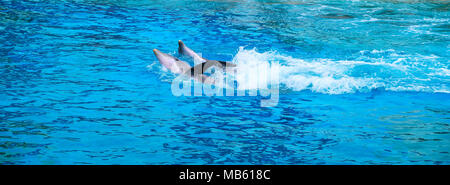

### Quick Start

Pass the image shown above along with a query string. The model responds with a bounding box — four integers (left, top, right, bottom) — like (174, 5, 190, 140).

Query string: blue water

(0, 0, 449, 164)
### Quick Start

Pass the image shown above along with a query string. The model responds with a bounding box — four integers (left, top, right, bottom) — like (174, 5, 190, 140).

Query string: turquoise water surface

(0, 0, 449, 164)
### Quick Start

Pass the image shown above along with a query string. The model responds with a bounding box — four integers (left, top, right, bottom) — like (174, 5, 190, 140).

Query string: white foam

(228, 47, 450, 94)
(429, 68, 450, 77)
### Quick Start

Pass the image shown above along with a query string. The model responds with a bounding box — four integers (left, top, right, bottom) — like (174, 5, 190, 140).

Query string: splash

(230, 47, 449, 94)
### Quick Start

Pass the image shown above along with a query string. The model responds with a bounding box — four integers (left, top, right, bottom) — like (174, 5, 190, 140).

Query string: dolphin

(153, 41, 236, 84)
(178, 40, 236, 68)
(153, 49, 190, 74)
(178, 40, 206, 63)
(153, 48, 214, 84)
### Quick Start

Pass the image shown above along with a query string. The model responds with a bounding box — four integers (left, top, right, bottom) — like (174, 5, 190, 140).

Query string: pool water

(0, 0, 449, 164)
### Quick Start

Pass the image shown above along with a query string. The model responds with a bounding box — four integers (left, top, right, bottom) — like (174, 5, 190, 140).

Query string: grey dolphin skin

(153, 49, 191, 74)
(153, 41, 236, 83)
(178, 40, 206, 63)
